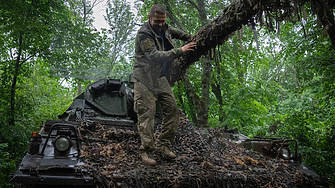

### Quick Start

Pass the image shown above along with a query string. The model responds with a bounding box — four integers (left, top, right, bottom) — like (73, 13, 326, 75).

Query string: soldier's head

(148, 4, 166, 32)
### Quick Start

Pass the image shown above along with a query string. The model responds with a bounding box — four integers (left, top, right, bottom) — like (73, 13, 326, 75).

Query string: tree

(139, 0, 229, 127)
(100, 0, 136, 78)
(0, 1, 75, 186)
(168, 0, 335, 75)
(49, 0, 110, 94)
(182, 0, 212, 127)
(0, 0, 65, 126)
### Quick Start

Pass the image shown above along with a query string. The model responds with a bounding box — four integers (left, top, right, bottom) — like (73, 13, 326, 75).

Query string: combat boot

(139, 151, 156, 165)
(156, 145, 176, 159)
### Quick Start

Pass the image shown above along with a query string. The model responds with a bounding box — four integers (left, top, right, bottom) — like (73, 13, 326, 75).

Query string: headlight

(280, 148, 291, 159)
(55, 136, 71, 152)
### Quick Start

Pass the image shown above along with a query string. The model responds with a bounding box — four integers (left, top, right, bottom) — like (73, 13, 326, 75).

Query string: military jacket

(133, 21, 191, 90)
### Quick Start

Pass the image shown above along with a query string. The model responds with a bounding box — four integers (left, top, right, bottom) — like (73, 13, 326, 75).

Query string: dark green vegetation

(1, 0, 334, 187)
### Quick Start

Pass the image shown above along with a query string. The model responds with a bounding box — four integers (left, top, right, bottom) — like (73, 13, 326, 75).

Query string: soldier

(133, 4, 196, 165)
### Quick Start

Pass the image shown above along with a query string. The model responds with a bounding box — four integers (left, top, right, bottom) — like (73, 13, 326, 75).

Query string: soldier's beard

(152, 25, 162, 32)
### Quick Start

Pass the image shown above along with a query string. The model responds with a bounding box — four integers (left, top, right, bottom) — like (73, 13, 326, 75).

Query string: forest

(0, 0, 334, 187)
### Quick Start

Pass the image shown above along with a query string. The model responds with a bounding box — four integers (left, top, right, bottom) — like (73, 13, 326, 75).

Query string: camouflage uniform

(133, 21, 191, 152)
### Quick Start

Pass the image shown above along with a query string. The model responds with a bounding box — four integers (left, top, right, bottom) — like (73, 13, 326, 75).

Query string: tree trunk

(164, 0, 211, 127)
(211, 49, 226, 123)
(182, 58, 211, 127)
(163, 0, 184, 31)
(211, 83, 224, 122)
(170, 0, 318, 83)
(311, 0, 335, 50)
(177, 81, 185, 110)
(10, 35, 23, 126)
(199, 57, 211, 127)
(166, 0, 334, 127)
(183, 73, 198, 126)
(188, 0, 211, 127)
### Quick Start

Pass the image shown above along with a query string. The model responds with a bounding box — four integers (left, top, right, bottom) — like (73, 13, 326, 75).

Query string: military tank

(10, 78, 139, 187)
(10, 77, 324, 188)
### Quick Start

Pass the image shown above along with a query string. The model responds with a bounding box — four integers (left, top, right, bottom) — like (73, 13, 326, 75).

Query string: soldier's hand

(181, 42, 197, 52)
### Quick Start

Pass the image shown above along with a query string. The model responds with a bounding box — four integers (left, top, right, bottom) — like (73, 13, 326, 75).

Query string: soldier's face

(149, 13, 166, 32)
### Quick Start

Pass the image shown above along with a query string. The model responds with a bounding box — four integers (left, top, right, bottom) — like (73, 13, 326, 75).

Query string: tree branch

(20, 53, 36, 66)
(164, 0, 185, 31)
(169, 0, 313, 84)
(10, 48, 14, 60)
(185, 0, 200, 13)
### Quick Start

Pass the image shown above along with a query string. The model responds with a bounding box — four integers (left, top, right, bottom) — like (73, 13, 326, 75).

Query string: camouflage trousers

(134, 77, 179, 152)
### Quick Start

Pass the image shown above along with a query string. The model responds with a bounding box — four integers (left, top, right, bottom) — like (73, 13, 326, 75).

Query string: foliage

(101, 0, 137, 79)
(0, 0, 334, 186)
(136, 1, 335, 183)
(49, 0, 137, 91)
(49, 0, 110, 82)
(0, 60, 73, 187)
(0, 0, 78, 186)
(277, 105, 335, 184)
(0, 143, 16, 188)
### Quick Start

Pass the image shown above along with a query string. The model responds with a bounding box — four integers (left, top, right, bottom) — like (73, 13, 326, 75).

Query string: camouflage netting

(169, 0, 312, 84)
(77, 111, 327, 188)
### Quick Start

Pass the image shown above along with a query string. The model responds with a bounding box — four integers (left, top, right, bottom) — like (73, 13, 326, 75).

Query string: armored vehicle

(10, 78, 137, 187)
(10, 77, 307, 187)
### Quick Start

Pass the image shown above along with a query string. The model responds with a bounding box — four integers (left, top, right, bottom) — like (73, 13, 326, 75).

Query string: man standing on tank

(133, 4, 196, 165)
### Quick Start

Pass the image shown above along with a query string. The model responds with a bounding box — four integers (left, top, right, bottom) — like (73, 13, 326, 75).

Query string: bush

(277, 109, 335, 185)
(0, 143, 16, 188)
